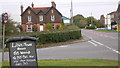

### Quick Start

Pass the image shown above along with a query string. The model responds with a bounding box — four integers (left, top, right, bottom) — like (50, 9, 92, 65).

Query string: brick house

(20, 1, 63, 32)
(107, 11, 118, 23)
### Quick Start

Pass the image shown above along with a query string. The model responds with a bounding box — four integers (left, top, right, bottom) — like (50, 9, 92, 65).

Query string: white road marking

(59, 46, 68, 48)
(90, 40, 120, 54)
(88, 41, 98, 46)
(39, 45, 68, 50)
(91, 40, 103, 45)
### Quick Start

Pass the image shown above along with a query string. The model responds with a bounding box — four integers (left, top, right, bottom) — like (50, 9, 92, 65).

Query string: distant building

(106, 15, 112, 29)
(107, 11, 118, 23)
(62, 16, 70, 24)
(106, 11, 118, 29)
(100, 15, 105, 27)
(20, 1, 63, 32)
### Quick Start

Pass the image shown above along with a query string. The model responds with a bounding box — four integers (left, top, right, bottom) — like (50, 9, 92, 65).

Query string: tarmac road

(1, 29, 119, 61)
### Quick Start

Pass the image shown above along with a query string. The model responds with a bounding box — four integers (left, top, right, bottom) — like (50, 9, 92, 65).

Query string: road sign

(3, 12, 8, 24)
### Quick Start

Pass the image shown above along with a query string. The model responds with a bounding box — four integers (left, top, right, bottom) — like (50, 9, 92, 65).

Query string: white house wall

(106, 15, 111, 30)
(64, 20, 70, 24)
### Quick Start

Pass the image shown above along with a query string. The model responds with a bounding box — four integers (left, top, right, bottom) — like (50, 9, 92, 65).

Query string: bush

(56, 25, 60, 29)
(5, 24, 81, 47)
(46, 23, 53, 31)
(36, 30, 81, 44)
(6, 29, 81, 46)
(32, 25, 38, 32)
(117, 25, 120, 32)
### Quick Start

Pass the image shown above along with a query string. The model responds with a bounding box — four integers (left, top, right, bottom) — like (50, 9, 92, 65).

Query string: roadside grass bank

(1, 59, 118, 67)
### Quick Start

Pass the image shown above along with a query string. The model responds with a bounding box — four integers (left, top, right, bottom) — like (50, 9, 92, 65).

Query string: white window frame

(27, 24, 32, 30)
(39, 15, 43, 22)
(51, 10, 54, 13)
(51, 15, 55, 21)
(28, 16, 31, 22)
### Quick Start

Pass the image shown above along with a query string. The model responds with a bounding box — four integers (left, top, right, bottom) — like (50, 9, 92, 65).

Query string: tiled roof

(32, 7, 50, 13)
(21, 6, 62, 16)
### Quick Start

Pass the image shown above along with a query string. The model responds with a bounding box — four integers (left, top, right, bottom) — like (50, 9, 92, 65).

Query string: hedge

(6, 29, 81, 45)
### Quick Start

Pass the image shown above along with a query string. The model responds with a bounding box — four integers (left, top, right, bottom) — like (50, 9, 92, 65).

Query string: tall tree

(73, 14, 84, 26)
(5, 20, 18, 36)
(79, 18, 87, 28)
(4, 15, 18, 36)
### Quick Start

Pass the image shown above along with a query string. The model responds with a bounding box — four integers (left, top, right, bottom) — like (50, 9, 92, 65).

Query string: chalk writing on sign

(9, 41, 37, 66)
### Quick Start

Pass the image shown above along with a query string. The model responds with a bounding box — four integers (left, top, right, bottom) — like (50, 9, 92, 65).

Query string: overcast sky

(0, 0, 119, 22)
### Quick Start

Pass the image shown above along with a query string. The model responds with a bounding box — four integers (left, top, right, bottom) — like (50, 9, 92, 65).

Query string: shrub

(56, 25, 60, 29)
(46, 23, 53, 31)
(35, 30, 81, 44)
(6, 29, 81, 45)
(5, 25, 81, 47)
(117, 25, 120, 32)
(59, 23, 64, 30)
(32, 25, 38, 32)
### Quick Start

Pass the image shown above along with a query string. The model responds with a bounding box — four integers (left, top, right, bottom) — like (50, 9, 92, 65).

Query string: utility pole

(70, 0, 73, 24)
(91, 12, 93, 26)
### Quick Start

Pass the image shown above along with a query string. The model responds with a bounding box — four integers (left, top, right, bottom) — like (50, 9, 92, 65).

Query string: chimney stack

(31, 2, 34, 8)
(20, 5, 23, 14)
(51, 1, 56, 8)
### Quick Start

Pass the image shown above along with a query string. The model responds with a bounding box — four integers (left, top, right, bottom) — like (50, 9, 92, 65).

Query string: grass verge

(1, 59, 118, 66)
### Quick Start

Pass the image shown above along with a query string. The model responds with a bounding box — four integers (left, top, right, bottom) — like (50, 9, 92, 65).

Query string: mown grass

(1, 59, 118, 67)
(38, 59, 118, 66)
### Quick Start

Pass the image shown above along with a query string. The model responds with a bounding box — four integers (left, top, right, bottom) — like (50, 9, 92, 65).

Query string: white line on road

(91, 40, 103, 45)
(58, 46, 68, 48)
(89, 40, 120, 54)
(88, 41, 98, 46)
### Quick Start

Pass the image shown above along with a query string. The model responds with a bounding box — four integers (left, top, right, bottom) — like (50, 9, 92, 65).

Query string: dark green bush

(35, 30, 81, 45)
(6, 29, 81, 46)
(5, 24, 81, 47)
(32, 25, 38, 32)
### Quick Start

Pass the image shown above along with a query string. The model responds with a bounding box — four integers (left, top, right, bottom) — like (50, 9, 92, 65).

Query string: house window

(39, 15, 43, 21)
(51, 15, 55, 21)
(28, 16, 31, 22)
(27, 24, 32, 30)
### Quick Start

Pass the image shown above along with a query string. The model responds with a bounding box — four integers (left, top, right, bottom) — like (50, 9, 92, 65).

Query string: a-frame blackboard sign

(6, 37, 38, 68)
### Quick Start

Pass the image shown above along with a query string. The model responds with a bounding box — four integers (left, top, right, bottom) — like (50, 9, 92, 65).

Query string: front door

(40, 24, 43, 32)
